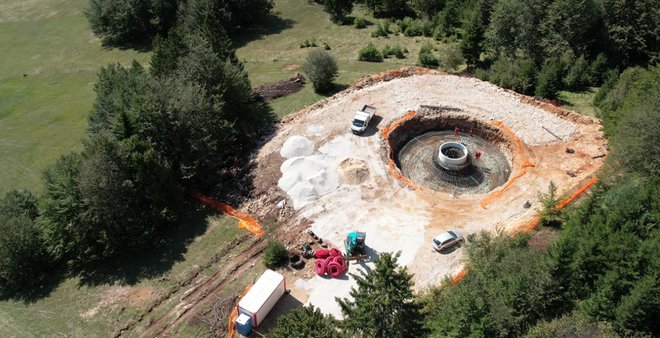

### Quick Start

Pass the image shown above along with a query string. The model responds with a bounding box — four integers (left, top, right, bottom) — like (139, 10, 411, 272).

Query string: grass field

(0, 0, 149, 194)
(0, 210, 248, 337)
(558, 87, 599, 117)
(236, 1, 437, 118)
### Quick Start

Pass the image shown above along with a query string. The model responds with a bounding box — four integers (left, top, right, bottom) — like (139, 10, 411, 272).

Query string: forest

(0, 0, 657, 336)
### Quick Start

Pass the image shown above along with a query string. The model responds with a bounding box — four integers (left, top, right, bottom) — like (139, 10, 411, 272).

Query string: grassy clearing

(0, 211, 246, 337)
(236, 0, 436, 118)
(0, 0, 149, 194)
(558, 87, 599, 117)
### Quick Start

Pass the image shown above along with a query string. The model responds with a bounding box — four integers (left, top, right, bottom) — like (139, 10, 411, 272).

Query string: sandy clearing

(248, 69, 606, 317)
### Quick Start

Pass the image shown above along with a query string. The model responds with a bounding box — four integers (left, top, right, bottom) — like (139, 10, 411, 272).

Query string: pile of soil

(254, 73, 305, 101)
(337, 158, 369, 185)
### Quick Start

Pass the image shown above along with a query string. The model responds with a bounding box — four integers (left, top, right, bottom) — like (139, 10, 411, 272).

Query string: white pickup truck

(350, 105, 377, 134)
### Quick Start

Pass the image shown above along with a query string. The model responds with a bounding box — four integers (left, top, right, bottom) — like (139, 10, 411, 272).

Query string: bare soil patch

(245, 67, 606, 317)
(254, 72, 305, 101)
(282, 64, 300, 71)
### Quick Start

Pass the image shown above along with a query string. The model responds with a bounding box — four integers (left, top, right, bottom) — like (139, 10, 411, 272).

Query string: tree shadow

(232, 13, 295, 49)
(99, 37, 154, 53)
(73, 207, 213, 287)
(256, 293, 304, 333)
(0, 267, 66, 303)
(316, 82, 350, 97)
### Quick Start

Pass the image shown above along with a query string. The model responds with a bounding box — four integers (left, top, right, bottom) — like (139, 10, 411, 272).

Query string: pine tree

(268, 305, 342, 338)
(337, 252, 427, 338)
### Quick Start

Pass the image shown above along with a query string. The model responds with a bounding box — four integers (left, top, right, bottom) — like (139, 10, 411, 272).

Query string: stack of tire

(314, 248, 347, 278)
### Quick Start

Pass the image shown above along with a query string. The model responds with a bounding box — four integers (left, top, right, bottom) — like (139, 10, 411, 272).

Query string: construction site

(239, 67, 607, 322)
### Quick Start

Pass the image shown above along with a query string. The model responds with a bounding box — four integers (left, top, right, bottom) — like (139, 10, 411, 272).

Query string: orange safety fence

(227, 284, 253, 338)
(554, 177, 599, 210)
(191, 190, 265, 238)
(519, 177, 600, 233)
(381, 111, 423, 190)
(445, 176, 599, 288)
(480, 120, 536, 209)
(450, 268, 468, 285)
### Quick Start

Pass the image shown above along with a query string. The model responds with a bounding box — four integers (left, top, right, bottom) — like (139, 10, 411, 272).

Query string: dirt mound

(337, 158, 369, 185)
(254, 73, 305, 101)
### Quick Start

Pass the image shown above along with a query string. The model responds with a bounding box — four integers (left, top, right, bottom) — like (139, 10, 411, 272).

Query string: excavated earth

(246, 67, 607, 318)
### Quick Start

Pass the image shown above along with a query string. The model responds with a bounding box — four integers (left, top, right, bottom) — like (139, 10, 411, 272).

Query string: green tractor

(344, 231, 367, 259)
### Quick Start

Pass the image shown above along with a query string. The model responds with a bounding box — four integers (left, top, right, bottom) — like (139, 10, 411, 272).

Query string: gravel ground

(250, 69, 607, 318)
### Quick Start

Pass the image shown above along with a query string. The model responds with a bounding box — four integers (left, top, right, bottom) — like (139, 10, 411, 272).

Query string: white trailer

(235, 269, 286, 336)
(350, 105, 377, 134)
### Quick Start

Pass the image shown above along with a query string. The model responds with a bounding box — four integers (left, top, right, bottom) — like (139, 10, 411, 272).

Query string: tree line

(267, 65, 659, 337)
(86, 0, 274, 45)
(0, 0, 274, 298)
(316, 0, 657, 98)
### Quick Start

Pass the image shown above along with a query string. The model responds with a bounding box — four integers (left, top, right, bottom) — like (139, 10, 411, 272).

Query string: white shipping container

(237, 269, 286, 327)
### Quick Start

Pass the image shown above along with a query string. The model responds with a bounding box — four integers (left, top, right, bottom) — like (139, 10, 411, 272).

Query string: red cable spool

(329, 248, 342, 257)
(332, 255, 347, 272)
(314, 259, 327, 276)
(327, 262, 343, 278)
(315, 249, 330, 259)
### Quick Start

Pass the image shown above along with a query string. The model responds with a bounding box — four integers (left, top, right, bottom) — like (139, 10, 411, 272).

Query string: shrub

(474, 67, 489, 81)
(593, 69, 619, 108)
(488, 55, 537, 95)
(323, 42, 331, 50)
(371, 21, 390, 37)
(263, 241, 288, 269)
(382, 44, 405, 59)
(391, 44, 406, 59)
(538, 182, 561, 227)
(396, 17, 412, 34)
(0, 215, 52, 297)
(402, 18, 424, 37)
(418, 43, 439, 68)
(354, 16, 367, 29)
(358, 43, 384, 62)
(300, 39, 318, 48)
(382, 45, 392, 58)
(439, 43, 464, 71)
(302, 49, 339, 93)
(536, 58, 565, 99)
(563, 55, 590, 90)
(588, 53, 608, 86)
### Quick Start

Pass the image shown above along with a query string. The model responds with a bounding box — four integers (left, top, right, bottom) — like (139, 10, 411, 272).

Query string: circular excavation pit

(389, 108, 512, 195)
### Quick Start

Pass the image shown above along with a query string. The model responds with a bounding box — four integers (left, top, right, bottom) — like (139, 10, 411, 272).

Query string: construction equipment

(344, 231, 367, 259)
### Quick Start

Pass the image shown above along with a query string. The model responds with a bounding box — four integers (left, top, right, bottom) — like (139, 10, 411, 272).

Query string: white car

(432, 230, 463, 251)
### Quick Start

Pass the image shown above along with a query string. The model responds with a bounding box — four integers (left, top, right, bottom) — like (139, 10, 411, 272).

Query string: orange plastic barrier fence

(191, 190, 265, 238)
(450, 268, 468, 285)
(381, 111, 423, 190)
(227, 284, 253, 338)
(444, 177, 599, 288)
(554, 177, 599, 210)
(519, 177, 600, 233)
(480, 120, 535, 209)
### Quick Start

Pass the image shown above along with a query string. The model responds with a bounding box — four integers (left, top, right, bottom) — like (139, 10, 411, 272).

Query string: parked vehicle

(235, 269, 286, 336)
(351, 105, 377, 134)
(432, 230, 463, 251)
